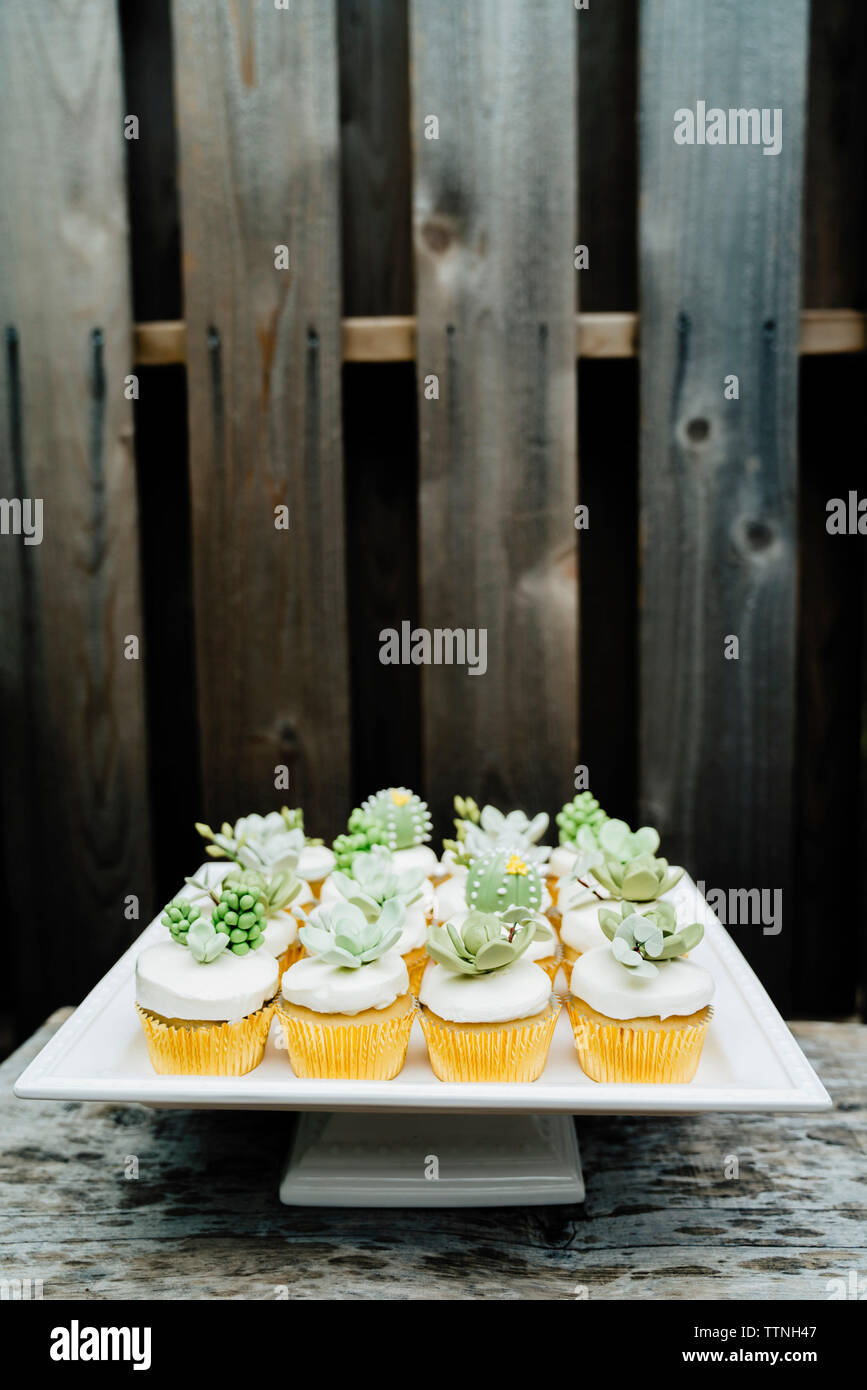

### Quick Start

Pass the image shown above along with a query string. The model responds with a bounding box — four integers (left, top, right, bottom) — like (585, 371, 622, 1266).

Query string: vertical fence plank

(638, 0, 809, 1007)
(172, 0, 350, 838)
(410, 0, 578, 830)
(0, 0, 152, 1034)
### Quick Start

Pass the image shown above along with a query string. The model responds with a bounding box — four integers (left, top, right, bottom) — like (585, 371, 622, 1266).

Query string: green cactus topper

(299, 898, 405, 969)
(465, 848, 544, 914)
(556, 791, 609, 847)
(161, 898, 203, 946)
(329, 849, 425, 922)
(210, 872, 271, 955)
(425, 908, 544, 976)
(592, 852, 683, 902)
(333, 787, 432, 869)
(598, 900, 703, 978)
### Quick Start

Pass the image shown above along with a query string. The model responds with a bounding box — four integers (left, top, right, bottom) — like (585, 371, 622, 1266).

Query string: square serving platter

(15, 870, 830, 1116)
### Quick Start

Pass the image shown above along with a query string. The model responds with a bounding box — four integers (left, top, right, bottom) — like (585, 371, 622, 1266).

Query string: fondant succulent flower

(596, 818, 660, 862)
(555, 791, 608, 847)
(465, 848, 545, 913)
(333, 788, 432, 869)
(195, 809, 305, 874)
(598, 900, 703, 977)
(185, 918, 231, 964)
(211, 874, 269, 955)
(329, 848, 425, 921)
(278, 806, 324, 846)
(426, 907, 543, 976)
(299, 897, 404, 968)
(232, 866, 305, 918)
(443, 797, 550, 867)
(161, 897, 202, 945)
(591, 852, 683, 902)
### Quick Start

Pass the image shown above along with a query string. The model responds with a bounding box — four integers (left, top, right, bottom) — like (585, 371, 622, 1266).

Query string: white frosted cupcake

(419, 910, 560, 1082)
(136, 914, 278, 1075)
(276, 898, 415, 1079)
(317, 848, 432, 992)
(567, 901, 712, 1083)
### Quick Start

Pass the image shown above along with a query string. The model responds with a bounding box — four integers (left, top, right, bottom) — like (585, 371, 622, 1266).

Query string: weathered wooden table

(1, 1012, 863, 1300)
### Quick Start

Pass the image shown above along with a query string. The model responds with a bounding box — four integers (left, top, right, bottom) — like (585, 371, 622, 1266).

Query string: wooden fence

(1, 0, 865, 1049)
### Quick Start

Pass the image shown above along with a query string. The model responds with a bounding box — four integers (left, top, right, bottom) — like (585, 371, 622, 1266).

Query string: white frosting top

(263, 912, 298, 956)
(559, 900, 609, 954)
(569, 946, 714, 1020)
(298, 844, 336, 882)
(548, 844, 579, 879)
(136, 940, 278, 1022)
(281, 952, 409, 1016)
(523, 928, 558, 963)
(419, 958, 551, 1024)
(396, 906, 427, 953)
(390, 844, 439, 877)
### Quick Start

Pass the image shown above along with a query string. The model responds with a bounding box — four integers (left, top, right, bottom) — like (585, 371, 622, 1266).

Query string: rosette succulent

(161, 897, 203, 945)
(598, 900, 703, 977)
(426, 907, 543, 976)
(591, 852, 683, 902)
(185, 918, 231, 964)
(329, 848, 425, 921)
(195, 808, 306, 874)
(210, 872, 270, 955)
(556, 791, 608, 847)
(596, 818, 660, 862)
(333, 787, 432, 869)
(443, 798, 550, 868)
(299, 898, 404, 968)
(465, 848, 544, 913)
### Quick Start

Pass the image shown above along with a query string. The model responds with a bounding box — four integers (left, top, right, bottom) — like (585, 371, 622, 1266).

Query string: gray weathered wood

(2, 1013, 863, 1298)
(0, 0, 152, 1037)
(638, 0, 809, 1010)
(172, 0, 350, 838)
(410, 0, 579, 832)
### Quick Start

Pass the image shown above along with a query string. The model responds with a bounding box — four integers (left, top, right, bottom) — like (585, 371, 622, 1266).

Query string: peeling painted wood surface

(2, 1014, 863, 1300)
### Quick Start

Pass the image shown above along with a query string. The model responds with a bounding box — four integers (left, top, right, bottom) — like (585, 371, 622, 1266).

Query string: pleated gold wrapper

(403, 946, 428, 994)
(276, 995, 416, 1079)
(566, 997, 712, 1083)
(136, 997, 277, 1076)
(275, 939, 304, 980)
(419, 1001, 560, 1083)
(532, 954, 560, 986)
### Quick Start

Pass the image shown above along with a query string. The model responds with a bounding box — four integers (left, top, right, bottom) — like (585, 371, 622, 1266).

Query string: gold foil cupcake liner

(275, 999, 416, 1080)
(419, 1002, 560, 1083)
(533, 954, 560, 986)
(275, 939, 304, 979)
(403, 945, 429, 995)
(566, 998, 713, 1083)
(136, 996, 277, 1076)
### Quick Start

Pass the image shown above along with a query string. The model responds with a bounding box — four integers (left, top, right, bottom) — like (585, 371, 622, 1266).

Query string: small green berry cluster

(161, 899, 202, 945)
(556, 792, 608, 847)
(211, 877, 268, 955)
(332, 808, 388, 871)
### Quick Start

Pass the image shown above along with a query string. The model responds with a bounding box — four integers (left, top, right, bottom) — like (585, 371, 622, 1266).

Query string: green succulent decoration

(299, 898, 404, 969)
(556, 791, 609, 847)
(443, 799, 550, 868)
(194, 809, 306, 873)
(465, 848, 544, 913)
(598, 900, 703, 977)
(329, 849, 425, 921)
(185, 918, 231, 965)
(596, 818, 660, 862)
(333, 787, 432, 869)
(591, 852, 683, 902)
(278, 806, 324, 846)
(426, 907, 543, 976)
(161, 897, 203, 945)
(441, 795, 482, 866)
(210, 873, 270, 955)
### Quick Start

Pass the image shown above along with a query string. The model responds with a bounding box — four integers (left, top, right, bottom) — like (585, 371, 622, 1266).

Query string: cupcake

(195, 806, 331, 899)
(419, 909, 560, 1082)
(136, 911, 278, 1075)
(566, 901, 712, 1083)
(550, 791, 609, 881)
(277, 898, 415, 1080)
(557, 821, 680, 966)
(333, 787, 439, 878)
(319, 847, 432, 992)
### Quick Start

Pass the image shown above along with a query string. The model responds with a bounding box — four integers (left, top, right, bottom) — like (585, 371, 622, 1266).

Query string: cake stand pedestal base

(278, 1111, 584, 1206)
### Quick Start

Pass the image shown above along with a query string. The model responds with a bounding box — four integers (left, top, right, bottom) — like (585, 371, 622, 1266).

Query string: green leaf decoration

(329, 848, 425, 918)
(425, 908, 547, 976)
(446, 798, 550, 868)
(160, 897, 202, 946)
(597, 818, 660, 862)
(185, 918, 231, 964)
(298, 897, 404, 969)
(195, 811, 305, 874)
(598, 899, 703, 975)
(591, 850, 684, 902)
(210, 871, 271, 955)
(555, 791, 608, 848)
